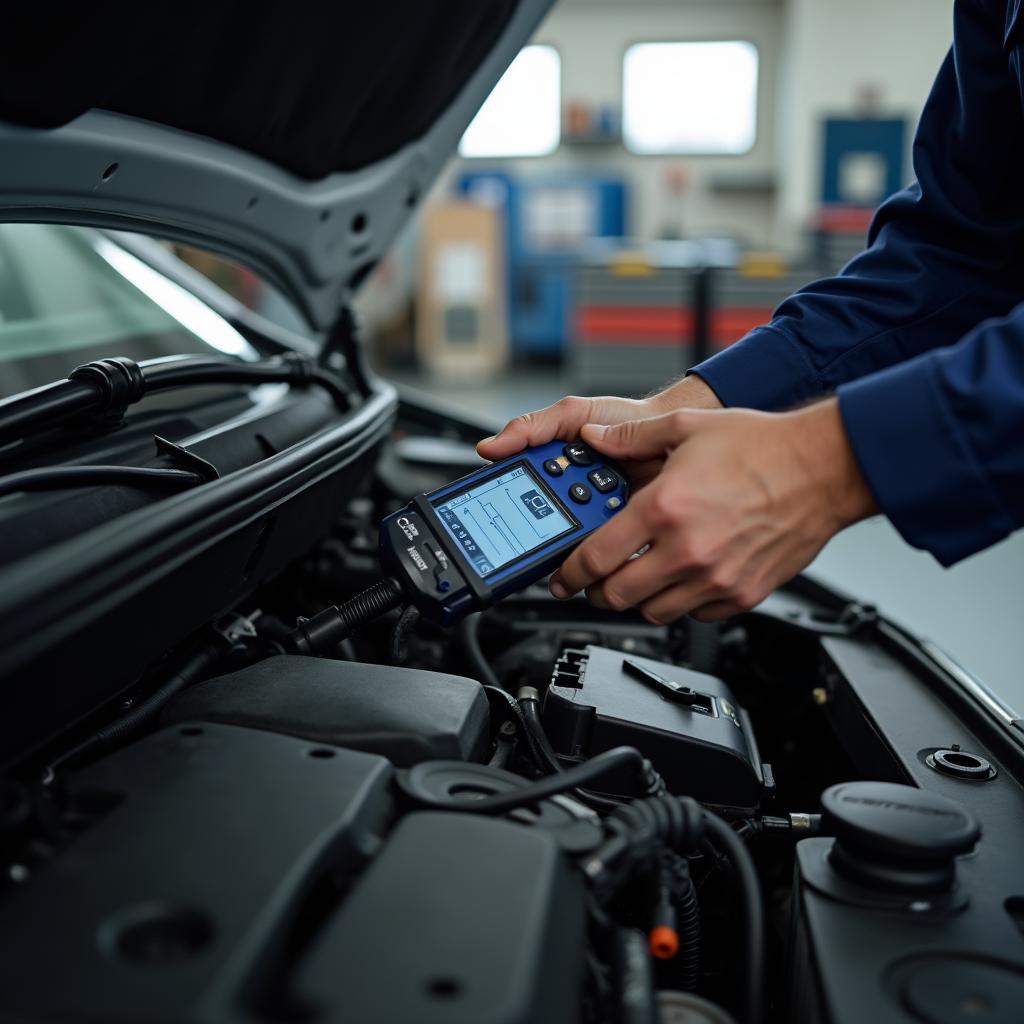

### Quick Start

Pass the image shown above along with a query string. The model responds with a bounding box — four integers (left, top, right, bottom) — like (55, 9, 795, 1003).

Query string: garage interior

(354, 0, 1021, 708)
(2, 4, 1024, 1023)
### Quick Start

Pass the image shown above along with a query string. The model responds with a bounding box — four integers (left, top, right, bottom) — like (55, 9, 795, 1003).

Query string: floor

(390, 366, 1024, 712)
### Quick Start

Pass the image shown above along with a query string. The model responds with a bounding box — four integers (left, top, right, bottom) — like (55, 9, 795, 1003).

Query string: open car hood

(0, 1, 553, 330)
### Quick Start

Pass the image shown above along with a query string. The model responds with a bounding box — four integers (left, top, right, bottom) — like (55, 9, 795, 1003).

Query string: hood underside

(0, 0, 554, 329)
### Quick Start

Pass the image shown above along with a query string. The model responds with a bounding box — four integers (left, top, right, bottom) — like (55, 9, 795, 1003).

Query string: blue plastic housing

(379, 439, 629, 624)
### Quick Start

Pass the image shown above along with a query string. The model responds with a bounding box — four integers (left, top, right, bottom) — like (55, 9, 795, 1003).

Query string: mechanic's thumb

(581, 410, 695, 460)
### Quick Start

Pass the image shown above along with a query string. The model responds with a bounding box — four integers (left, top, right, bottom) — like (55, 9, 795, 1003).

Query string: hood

(0, 1, 554, 329)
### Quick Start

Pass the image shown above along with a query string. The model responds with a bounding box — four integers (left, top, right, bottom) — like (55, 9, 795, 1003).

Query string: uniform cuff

(690, 325, 822, 411)
(838, 355, 1014, 566)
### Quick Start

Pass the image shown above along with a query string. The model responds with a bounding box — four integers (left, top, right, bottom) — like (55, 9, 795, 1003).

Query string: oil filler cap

(821, 781, 980, 895)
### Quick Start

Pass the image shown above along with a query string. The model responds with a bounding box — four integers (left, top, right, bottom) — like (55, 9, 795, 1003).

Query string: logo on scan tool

(520, 489, 554, 520)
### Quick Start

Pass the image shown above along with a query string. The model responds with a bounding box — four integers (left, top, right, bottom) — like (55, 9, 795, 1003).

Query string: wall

(459, 0, 784, 249)
(774, 0, 954, 248)
(447, 0, 955, 253)
(358, 0, 959, 339)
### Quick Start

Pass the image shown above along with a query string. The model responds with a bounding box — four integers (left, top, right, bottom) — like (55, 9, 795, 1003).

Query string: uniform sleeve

(693, 0, 1024, 413)
(838, 303, 1024, 565)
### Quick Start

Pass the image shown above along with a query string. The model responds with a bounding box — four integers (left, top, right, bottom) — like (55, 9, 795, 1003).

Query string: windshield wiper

(0, 465, 204, 499)
(0, 353, 351, 449)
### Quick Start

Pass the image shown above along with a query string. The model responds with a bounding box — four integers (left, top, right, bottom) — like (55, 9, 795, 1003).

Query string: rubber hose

(703, 813, 765, 1024)
(408, 745, 648, 815)
(459, 613, 501, 688)
(519, 692, 666, 811)
(613, 928, 659, 1024)
(484, 687, 549, 770)
(519, 697, 564, 775)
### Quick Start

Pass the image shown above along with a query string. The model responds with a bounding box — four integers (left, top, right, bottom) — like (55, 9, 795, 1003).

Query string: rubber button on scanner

(563, 443, 593, 467)
(587, 467, 618, 493)
(569, 482, 592, 504)
(543, 459, 564, 477)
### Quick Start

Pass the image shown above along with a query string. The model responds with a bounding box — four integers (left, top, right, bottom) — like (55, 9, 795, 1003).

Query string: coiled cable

(288, 578, 405, 656)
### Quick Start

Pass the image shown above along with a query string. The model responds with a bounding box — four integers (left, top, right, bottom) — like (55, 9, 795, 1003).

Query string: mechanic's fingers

(621, 457, 667, 491)
(581, 409, 701, 462)
(582, 545, 682, 612)
(477, 396, 594, 459)
(640, 576, 767, 624)
(637, 579, 717, 625)
(550, 506, 653, 598)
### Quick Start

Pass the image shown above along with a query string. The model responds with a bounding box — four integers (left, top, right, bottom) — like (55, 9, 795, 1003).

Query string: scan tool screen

(432, 463, 576, 577)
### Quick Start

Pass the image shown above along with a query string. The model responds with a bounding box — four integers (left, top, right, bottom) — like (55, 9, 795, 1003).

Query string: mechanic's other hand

(476, 375, 722, 489)
(548, 398, 877, 623)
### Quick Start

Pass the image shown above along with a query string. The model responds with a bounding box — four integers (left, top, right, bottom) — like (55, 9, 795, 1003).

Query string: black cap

(822, 781, 980, 894)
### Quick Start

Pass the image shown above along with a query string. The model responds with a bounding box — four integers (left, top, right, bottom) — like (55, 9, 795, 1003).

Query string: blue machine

(457, 171, 627, 356)
(379, 439, 629, 625)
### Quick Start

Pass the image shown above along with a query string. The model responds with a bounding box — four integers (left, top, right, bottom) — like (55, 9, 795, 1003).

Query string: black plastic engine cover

(161, 655, 490, 766)
(0, 722, 392, 1023)
(293, 811, 586, 1024)
(544, 645, 768, 808)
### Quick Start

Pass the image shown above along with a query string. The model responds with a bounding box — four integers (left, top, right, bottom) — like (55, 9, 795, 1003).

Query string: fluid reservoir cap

(822, 781, 980, 894)
(823, 781, 979, 860)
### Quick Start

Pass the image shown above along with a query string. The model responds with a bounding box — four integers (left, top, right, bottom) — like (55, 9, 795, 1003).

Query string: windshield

(0, 224, 256, 399)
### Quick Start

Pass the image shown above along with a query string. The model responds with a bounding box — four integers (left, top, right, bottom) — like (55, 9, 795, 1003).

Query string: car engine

(0, 411, 1018, 1024)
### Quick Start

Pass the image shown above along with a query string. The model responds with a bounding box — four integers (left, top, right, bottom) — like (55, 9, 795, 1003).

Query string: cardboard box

(417, 202, 507, 380)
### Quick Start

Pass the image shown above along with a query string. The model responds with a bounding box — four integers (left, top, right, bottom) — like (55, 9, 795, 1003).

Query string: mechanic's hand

(548, 398, 877, 623)
(477, 375, 722, 489)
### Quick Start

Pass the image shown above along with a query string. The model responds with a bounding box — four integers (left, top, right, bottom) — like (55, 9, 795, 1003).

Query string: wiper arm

(0, 353, 351, 449)
(0, 465, 204, 499)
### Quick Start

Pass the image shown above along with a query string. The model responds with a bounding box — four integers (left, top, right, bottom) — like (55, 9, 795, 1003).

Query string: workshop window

(623, 41, 758, 155)
(460, 45, 561, 158)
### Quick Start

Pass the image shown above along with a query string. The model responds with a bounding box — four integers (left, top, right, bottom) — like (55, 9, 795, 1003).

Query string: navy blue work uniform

(693, 0, 1024, 567)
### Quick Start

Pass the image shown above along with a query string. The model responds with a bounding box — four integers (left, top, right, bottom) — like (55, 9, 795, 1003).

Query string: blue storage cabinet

(821, 117, 906, 207)
(456, 171, 627, 357)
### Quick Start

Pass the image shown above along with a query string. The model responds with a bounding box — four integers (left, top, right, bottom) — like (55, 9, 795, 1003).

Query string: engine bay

(1, 409, 1023, 1024)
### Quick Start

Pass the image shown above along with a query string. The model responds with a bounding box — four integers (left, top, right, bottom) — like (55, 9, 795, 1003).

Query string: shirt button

(569, 482, 592, 503)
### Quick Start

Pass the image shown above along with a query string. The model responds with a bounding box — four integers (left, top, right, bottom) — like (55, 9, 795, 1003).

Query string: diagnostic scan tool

(380, 440, 629, 625)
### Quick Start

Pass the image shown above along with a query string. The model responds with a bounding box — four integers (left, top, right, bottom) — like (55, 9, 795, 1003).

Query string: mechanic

(478, 0, 1024, 626)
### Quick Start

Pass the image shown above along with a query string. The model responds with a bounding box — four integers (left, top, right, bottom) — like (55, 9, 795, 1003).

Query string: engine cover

(294, 811, 585, 1024)
(0, 723, 586, 1024)
(161, 655, 490, 767)
(0, 723, 393, 1022)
